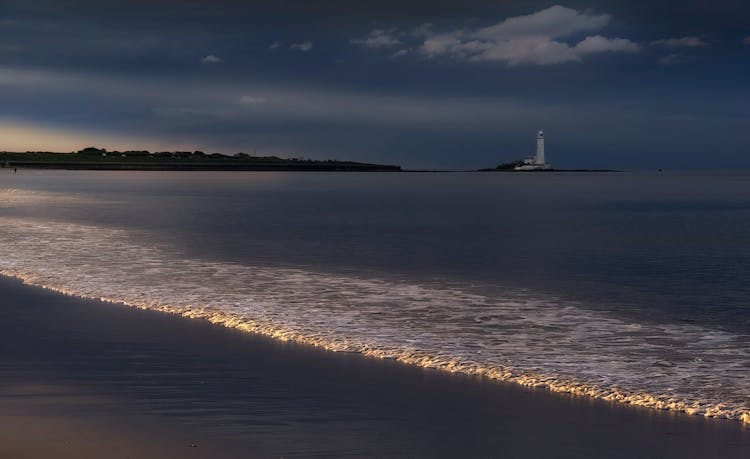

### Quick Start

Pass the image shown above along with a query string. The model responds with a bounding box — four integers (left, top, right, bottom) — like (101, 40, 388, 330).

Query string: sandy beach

(0, 275, 748, 458)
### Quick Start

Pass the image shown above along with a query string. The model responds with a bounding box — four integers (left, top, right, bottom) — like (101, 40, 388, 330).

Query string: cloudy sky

(1, 0, 749, 169)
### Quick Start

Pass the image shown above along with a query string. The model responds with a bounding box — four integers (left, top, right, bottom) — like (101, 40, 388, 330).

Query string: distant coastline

(0, 148, 402, 172)
(0, 148, 618, 173)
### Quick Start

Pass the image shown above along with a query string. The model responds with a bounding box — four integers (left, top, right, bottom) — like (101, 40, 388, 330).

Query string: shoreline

(4, 267, 744, 425)
(2, 275, 749, 457)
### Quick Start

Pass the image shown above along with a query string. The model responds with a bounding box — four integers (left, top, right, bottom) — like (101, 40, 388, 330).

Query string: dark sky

(1, 0, 748, 168)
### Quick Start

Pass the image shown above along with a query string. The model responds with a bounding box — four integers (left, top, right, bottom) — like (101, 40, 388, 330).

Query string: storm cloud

(0, 0, 749, 168)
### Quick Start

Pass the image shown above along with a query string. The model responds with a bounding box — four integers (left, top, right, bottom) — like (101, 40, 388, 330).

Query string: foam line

(1, 213, 749, 424)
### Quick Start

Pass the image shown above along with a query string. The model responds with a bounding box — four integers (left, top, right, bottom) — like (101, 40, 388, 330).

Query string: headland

(0, 148, 402, 172)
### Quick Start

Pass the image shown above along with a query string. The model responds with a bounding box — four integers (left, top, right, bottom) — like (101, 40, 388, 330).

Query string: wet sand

(1, 275, 748, 458)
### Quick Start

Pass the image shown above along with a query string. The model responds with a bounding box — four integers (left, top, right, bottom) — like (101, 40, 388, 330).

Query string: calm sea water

(2, 170, 750, 421)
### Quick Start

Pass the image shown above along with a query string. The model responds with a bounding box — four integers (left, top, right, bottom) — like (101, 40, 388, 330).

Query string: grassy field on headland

(0, 147, 402, 171)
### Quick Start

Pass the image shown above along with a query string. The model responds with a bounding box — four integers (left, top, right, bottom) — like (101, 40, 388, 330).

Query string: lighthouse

(535, 130, 545, 165)
(514, 130, 552, 170)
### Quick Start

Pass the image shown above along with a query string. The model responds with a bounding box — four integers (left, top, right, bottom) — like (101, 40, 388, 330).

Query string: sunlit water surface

(1, 170, 749, 422)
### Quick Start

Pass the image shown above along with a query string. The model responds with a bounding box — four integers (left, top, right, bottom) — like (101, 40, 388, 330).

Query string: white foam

(1, 213, 749, 423)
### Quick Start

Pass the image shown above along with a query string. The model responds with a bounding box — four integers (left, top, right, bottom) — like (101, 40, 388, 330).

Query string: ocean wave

(1, 215, 749, 424)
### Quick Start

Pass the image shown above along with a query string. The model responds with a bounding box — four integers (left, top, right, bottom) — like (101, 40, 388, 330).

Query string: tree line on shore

(1, 147, 352, 164)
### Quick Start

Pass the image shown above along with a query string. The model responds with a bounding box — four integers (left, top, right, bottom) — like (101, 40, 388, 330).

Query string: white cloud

(743, 37, 750, 45)
(652, 36, 708, 48)
(468, 37, 581, 65)
(474, 5, 611, 41)
(574, 35, 640, 55)
(413, 5, 639, 66)
(269, 41, 282, 50)
(200, 54, 223, 64)
(351, 29, 401, 48)
(420, 32, 463, 57)
(289, 41, 313, 52)
(391, 49, 409, 58)
(239, 95, 267, 105)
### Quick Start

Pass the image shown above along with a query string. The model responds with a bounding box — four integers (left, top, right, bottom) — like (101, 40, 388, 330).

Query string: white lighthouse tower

(515, 130, 551, 170)
(535, 130, 545, 165)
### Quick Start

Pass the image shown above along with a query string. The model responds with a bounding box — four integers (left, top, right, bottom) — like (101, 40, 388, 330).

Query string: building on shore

(514, 130, 551, 171)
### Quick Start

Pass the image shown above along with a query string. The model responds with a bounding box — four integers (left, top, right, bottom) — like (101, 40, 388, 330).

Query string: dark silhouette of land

(0, 147, 401, 171)
(478, 161, 619, 172)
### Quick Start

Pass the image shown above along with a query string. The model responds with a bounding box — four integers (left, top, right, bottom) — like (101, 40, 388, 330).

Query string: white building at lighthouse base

(514, 130, 551, 170)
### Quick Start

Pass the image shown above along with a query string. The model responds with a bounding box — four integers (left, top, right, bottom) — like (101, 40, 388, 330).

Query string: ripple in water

(1, 211, 749, 423)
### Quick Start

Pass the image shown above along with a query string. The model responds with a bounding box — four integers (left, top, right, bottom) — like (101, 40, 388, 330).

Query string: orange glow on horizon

(0, 119, 193, 153)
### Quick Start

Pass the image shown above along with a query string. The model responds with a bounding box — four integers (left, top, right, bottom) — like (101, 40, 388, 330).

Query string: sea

(2, 170, 749, 423)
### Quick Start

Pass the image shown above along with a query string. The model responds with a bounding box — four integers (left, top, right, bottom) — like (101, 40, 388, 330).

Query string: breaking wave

(1, 203, 749, 423)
